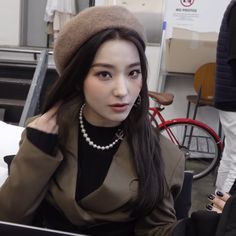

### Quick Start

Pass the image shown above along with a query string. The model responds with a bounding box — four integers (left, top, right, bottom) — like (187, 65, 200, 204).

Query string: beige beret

(53, 5, 146, 75)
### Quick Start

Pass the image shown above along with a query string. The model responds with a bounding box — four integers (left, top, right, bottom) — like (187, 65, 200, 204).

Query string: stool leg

(192, 103, 199, 120)
(186, 101, 191, 118)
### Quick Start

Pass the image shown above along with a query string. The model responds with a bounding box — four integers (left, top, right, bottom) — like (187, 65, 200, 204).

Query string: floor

(190, 170, 216, 214)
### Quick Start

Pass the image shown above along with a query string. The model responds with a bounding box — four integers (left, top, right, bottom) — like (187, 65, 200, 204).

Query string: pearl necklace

(79, 104, 124, 150)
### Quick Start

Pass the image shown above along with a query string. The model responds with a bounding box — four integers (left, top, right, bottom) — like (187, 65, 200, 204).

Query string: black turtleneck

(76, 117, 123, 201)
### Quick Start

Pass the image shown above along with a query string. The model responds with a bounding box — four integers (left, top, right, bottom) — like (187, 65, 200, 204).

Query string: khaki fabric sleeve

(0, 130, 63, 224)
(134, 140, 185, 236)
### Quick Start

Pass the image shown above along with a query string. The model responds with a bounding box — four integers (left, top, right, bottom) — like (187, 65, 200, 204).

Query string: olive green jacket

(0, 99, 185, 236)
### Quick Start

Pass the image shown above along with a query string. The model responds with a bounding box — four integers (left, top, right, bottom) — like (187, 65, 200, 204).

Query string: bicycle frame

(149, 107, 224, 152)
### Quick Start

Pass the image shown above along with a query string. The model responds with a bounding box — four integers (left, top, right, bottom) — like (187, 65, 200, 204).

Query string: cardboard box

(165, 28, 218, 73)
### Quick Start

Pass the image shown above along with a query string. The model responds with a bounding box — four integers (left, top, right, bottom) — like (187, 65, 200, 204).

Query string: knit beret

(53, 5, 146, 75)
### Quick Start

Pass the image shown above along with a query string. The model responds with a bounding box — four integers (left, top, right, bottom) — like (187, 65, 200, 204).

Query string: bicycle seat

(148, 91, 174, 106)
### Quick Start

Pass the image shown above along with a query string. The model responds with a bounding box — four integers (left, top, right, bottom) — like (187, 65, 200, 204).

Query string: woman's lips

(109, 103, 129, 112)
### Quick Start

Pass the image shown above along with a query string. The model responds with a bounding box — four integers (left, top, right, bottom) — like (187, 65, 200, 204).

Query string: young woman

(0, 5, 184, 236)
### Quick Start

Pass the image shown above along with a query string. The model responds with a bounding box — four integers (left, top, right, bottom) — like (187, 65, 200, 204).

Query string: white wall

(0, 0, 21, 46)
(146, 45, 161, 91)
(95, 0, 106, 5)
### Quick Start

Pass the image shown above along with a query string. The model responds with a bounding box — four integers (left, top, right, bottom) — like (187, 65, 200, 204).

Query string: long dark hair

(42, 28, 165, 217)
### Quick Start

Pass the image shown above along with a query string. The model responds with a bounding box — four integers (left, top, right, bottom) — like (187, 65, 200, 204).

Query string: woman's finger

(208, 192, 231, 211)
(206, 203, 223, 213)
(216, 191, 230, 202)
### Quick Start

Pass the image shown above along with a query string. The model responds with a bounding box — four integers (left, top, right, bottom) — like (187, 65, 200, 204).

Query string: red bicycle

(148, 91, 224, 180)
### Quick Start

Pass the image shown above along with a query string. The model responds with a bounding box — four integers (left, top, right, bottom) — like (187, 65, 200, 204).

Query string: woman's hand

(27, 103, 61, 134)
(207, 191, 231, 213)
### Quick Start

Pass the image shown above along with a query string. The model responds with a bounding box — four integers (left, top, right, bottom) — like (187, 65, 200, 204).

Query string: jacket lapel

(79, 138, 138, 213)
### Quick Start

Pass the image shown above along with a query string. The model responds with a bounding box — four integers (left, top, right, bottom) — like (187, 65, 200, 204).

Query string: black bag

(215, 194, 236, 236)
(172, 210, 220, 236)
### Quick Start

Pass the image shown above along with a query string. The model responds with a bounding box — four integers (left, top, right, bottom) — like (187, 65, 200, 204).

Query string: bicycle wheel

(160, 121, 221, 180)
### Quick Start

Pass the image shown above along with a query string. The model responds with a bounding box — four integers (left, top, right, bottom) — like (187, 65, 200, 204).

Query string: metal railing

(0, 47, 53, 63)
(0, 47, 55, 126)
(0, 47, 53, 54)
(19, 49, 50, 126)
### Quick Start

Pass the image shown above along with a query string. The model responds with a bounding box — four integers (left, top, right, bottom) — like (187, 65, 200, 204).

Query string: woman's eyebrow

(128, 62, 141, 68)
(91, 62, 141, 68)
(91, 63, 114, 68)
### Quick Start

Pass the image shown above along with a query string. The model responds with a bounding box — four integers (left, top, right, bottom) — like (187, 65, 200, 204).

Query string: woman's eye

(129, 70, 141, 79)
(96, 71, 112, 79)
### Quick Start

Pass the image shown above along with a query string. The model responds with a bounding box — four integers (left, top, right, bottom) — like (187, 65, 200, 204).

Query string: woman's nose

(113, 77, 128, 97)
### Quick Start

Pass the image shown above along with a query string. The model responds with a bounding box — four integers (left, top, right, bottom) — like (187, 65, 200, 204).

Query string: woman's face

(83, 39, 142, 127)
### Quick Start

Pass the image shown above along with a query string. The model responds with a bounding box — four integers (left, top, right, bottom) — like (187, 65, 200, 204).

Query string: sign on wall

(165, 0, 232, 38)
